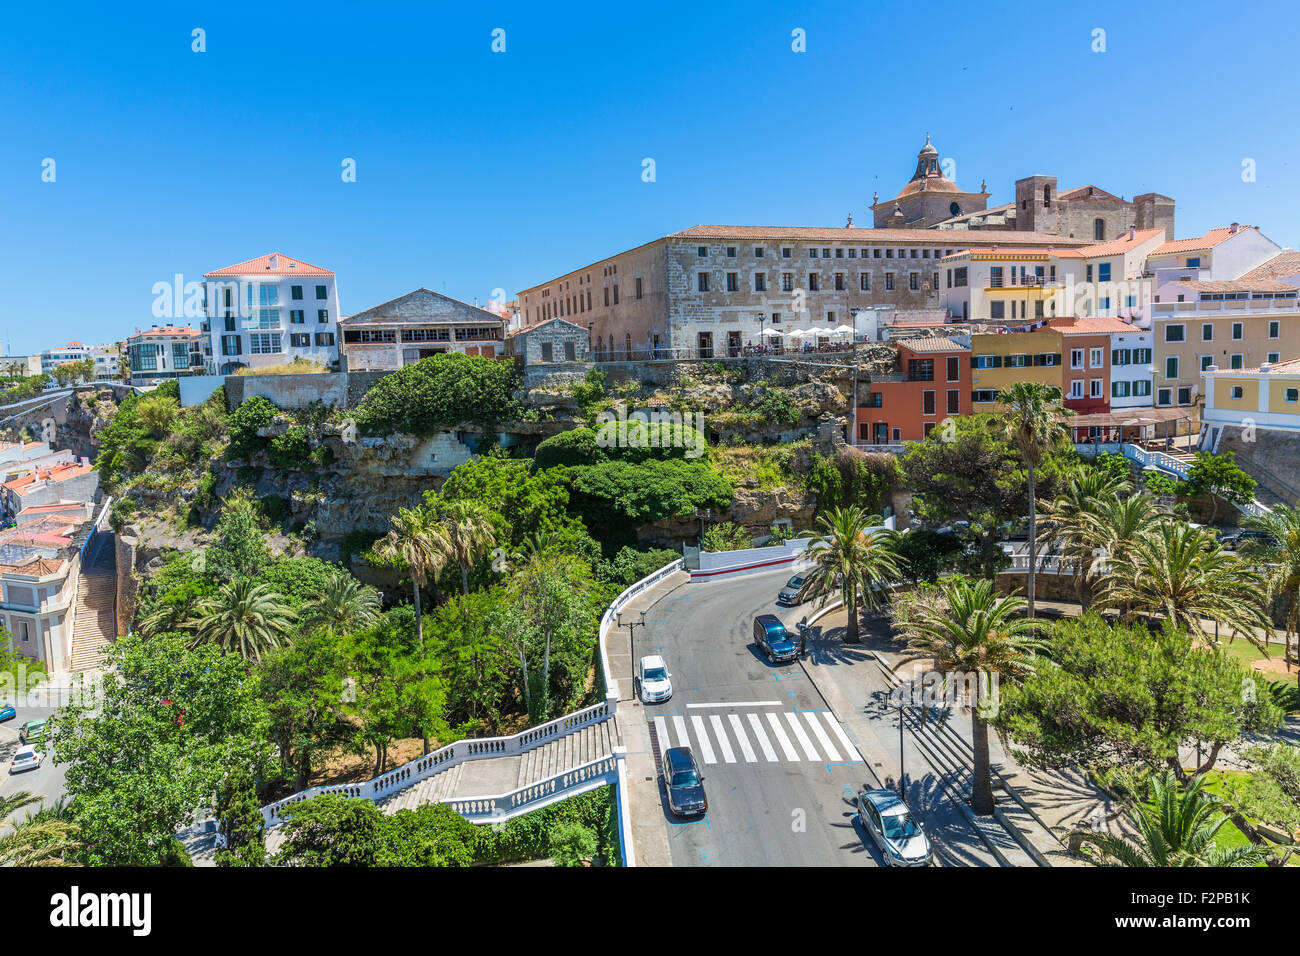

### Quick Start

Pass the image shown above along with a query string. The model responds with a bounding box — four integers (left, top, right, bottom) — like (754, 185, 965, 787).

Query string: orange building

(858, 337, 972, 444)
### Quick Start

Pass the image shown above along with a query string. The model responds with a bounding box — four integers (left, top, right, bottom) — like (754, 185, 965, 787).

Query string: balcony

(988, 275, 1060, 290)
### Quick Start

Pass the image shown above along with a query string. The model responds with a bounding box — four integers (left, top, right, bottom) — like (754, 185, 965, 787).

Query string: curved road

(631, 566, 887, 867)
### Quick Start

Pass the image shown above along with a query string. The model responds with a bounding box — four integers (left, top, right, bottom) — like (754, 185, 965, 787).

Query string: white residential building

(202, 253, 341, 374)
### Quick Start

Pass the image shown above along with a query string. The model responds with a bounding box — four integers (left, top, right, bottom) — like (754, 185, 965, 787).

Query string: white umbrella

(759, 328, 783, 338)
(787, 328, 814, 337)
(833, 325, 855, 335)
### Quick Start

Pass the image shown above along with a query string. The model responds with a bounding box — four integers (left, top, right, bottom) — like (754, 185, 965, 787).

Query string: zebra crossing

(653, 709, 861, 767)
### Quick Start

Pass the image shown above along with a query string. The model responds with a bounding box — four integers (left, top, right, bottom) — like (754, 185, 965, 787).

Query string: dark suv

(664, 747, 707, 817)
(753, 614, 798, 664)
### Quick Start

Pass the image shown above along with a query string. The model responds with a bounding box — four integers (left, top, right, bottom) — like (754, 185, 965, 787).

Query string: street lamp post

(897, 697, 907, 798)
(694, 507, 712, 548)
(616, 608, 647, 702)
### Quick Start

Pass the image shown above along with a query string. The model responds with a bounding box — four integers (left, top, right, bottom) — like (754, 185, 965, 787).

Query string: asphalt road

(634, 568, 887, 867)
(0, 697, 66, 818)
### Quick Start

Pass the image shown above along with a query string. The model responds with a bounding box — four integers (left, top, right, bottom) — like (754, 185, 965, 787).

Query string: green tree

(1043, 465, 1135, 609)
(549, 820, 598, 866)
(52, 634, 274, 866)
(135, 392, 180, 438)
(353, 353, 519, 437)
(206, 488, 272, 582)
(1075, 771, 1269, 867)
(271, 794, 385, 867)
(434, 498, 498, 595)
(260, 630, 352, 790)
(189, 579, 295, 663)
(213, 767, 267, 867)
(997, 381, 1071, 618)
(225, 396, 278, 461)
(997, 615, 1282, 780)
(1241, 504, 1300, 679)
(380, 803, 479, 866)
(1183, 451, 1257, 524)
(439, 456, 582, 551)
(300, 567, 382, 635)
(896, 578, 1043, 815)
(701, 521, 751, 552)
(802, 506, 900, 645)
(568, 458, 733, 546)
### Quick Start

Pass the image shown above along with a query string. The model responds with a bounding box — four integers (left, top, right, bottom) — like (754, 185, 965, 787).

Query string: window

(1270, 320, 1280, 339)
(908, 359, 934, 381)
(318, 310, 329, 323)
(809, 274, 820, 291)
(1164, 325, 1185, 343)
(1202, 323, 1213, 341)
(953, 267, 968, 288)
(863, 392, 883, 408)
(726, 247, 736, 257)
(1071, 349, 1084, 369)
(1201, 355, 1214, 371)
(541, 342, 554, 362)
(1186, 257, 1200, 268)
(1287, 388, 1299, 403)
(1165, 356, 1179, 379)
(1086, 264, 1093, 282)
(859, 273, 870, 292)
(1035, 353, 1060, 366)
(1112, 348, 1130, 365)
(613, 285, 619, 304)
(782, 273, 794, 292)
(1133, 380, 1151, 397)
(250, 333, 282, 355)
(1178, 387, 1192, 404)
(754, 273, 765, 292)
(726, 272, 738, 292)
(922, 390, 936, 416)
(809, 248, 818, 258)
(908, 273, 919, 291)
(1231, 386, 1244, 399)
(835, 248, 844, 259)
(1269, 353, 1281, 364)
(1157, 388, 1171, 406)
(973, 389, 997, 403)
(1133, 348, 1152, 363)
(1232, 322, 1243, 340)
(1098, 263, 1112, 283)
(1230, 354, 1244, 370)
(946, 356, 960, 382)
(782, 247, 792, 258)
(635, 277, 643, 299)
(835, 273, 845, 291)
(973, 355, 1001, 369)
(885, 273, 895, 291)
(290, 310, 305, 324)
(1090, 378, 1103, 398)
(947, 389, 960, 414)
(1069, 380, 1084, 399)
(754, 247, 764, 257)
(291, 285, 303, 300)
(1089, 348, 1103, 368)
(698, 246, 707, 257)
(221, 335, 241, 356)
(290, 333, 311, 347)
(698, 273, 709, 292)
(1094, 218, 1105, 241)
(989, 301, 1005, 320)
(315, 285, 327, 299)
(1111, 381, 1130, 398)
(315, 332, 335, 347)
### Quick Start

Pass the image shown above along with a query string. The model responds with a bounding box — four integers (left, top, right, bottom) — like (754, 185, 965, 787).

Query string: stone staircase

(70, 537, 115, 672)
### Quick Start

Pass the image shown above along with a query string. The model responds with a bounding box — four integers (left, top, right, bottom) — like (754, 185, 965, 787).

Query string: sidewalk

(602, 569, 690, 868)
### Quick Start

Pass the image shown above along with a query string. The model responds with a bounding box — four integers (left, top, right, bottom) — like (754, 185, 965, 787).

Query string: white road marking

(690, 715, 717, 764)
(685, 701, 782, 708)
(709, 714, 736, 763)
(784, 711, 821, 761)
(822, 711, 862, 762)
(728, 713, 757, 762)
(802, 710, 842, 762)
(747, 713, 778, 762)
(653, 717, 670, 760)
(765, 712, 801, 761)
(672, 715, 690, 749)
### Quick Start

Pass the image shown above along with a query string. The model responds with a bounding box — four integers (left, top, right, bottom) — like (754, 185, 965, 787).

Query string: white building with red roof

(201, 253, 341, 374)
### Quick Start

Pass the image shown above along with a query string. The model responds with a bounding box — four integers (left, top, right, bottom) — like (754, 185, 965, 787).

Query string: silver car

(857, 789, 932, 867)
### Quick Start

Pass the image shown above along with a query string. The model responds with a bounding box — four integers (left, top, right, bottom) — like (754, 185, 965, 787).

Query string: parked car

(9, 745, 43, 774)
(638, 655, 673, 704)
(856, 788, 932, 867)
(0, 703, 14, 722)
(777, 573, 812, 606)
(663, 746, 707, 817)
(753, 614, 798, 664)
(19, 718, 46, 745)
(1220, 529, 1277, 551)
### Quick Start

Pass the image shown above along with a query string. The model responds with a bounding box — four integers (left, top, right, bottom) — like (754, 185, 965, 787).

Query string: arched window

(1094, 218, 1105, 241)
(949, 201, 961, 217)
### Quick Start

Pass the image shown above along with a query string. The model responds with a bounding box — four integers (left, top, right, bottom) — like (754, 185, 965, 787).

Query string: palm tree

(998, 381, 1071, 618)
(189, 580, 295, 662)
(371, 506, 449, 656)
(1098, 522, 1271, 646)
(436, 500, 497, 595)
(802, 506, 900, 644)
(1043, 466, 1132, 609)
(300, 569, 381, 635)
(897, 578, 1043, 816)
(1240, 504, 1300, 680)
(0, 791, 78, 867)
(1074, 770, 1269, 867)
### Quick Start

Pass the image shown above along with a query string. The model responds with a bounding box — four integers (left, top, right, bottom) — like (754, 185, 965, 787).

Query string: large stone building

(516, 225, 1091, 362)
(338, 288, 506, 371)
(868, 136, 992, 229)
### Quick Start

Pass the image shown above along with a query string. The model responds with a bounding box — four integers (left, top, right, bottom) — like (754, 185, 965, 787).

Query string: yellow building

(1203, 358, 1300, 443)
(969, 327, 1065, 412)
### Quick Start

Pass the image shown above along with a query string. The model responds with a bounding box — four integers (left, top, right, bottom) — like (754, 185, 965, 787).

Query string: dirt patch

(1252, 657, 1296, 676)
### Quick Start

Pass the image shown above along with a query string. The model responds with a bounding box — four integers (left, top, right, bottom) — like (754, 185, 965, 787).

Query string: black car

(1221, 529, 1278, 551)
(663, 746, 707, 817)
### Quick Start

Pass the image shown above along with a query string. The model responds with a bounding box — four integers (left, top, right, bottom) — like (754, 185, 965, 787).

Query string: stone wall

(115, 533, 138, 637)
(1217, 426, 1300, 508)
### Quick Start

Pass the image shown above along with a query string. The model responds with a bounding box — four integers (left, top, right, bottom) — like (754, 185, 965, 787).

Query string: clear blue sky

(1, 0, 1296, 354)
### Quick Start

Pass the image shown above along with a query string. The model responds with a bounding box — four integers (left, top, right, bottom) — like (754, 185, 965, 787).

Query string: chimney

(1230, 223, 1239, 234)
(1128, 225, 1136, 240)
(268, 254, 279, 270)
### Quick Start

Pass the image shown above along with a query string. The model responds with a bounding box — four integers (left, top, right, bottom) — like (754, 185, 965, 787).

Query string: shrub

(549, 821, 597, 867)
(353, 353, 519, 437)
(268, 425, 312, 470)
(226, 396, 278, 461)
(702, 521, 751, 552)
(533, 427, 607, 470)
(135, 393, 180, 438)
(752, 389, 800, 427)
(568, 459, 733, 545)
(595, 546, 680, 586)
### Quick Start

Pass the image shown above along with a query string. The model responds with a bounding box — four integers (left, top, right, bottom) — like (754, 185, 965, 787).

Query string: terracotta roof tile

(894, 336, 969, 353)
(204, 253, 334, 278)
(1168, 279, 1297, 294)
(1151, 227, 1254, 257)
(1241, 251, 1300, 283)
